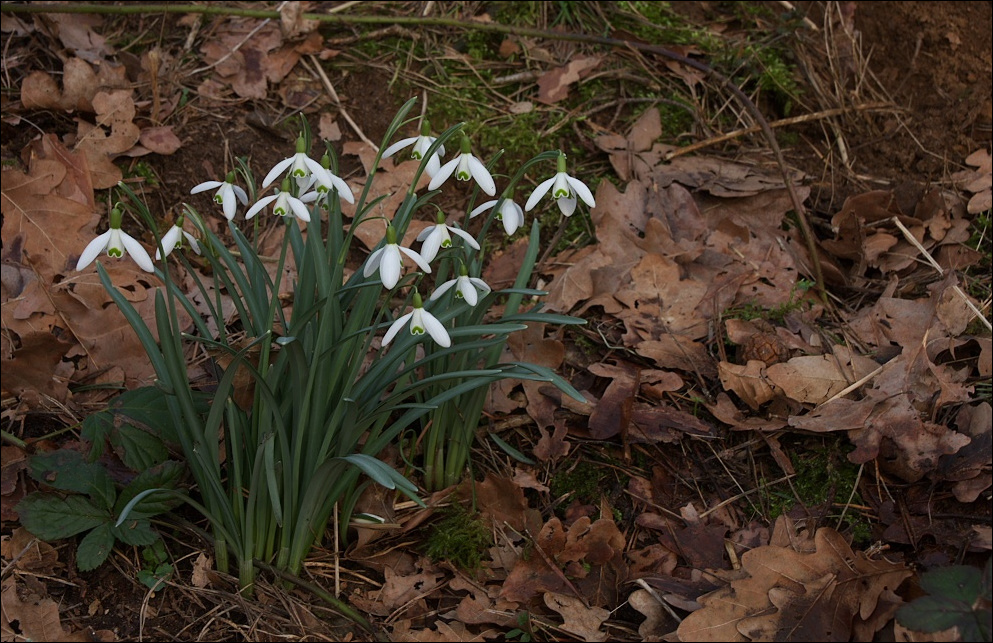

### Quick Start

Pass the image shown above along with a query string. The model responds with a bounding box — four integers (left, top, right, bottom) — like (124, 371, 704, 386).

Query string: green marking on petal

(108, 248, 123, 258)
(457, 171, 470, 181)
(412, 326, 425, 335)
(553, 189, 569, 198)
(292, 169, 306, 177)
(412, 151, 422, 159)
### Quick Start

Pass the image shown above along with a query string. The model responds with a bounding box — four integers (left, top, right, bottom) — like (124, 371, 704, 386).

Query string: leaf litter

(1, 4, 991, 642)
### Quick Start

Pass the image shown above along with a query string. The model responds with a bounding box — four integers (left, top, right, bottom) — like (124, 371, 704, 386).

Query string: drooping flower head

(428, 131, 496, 196)
(155, 212, 201, 260)
(301, 152, 355, 205)
(76, 207, 154, 273)
(416, 211, 480, 263)
(383, 291, 451, 348)
(524, 151, 595, 217)
(263, 137, 353, 204)
(469, 188, 525, 235)
(430, 264, 491, 307)
(245, 179, 317, 222)
(190, 171, 249, 221)
(363, 224, 432, 289)
(382, 119, 445, 178)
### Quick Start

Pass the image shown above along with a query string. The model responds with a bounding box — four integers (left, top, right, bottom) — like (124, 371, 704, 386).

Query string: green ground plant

(423, 504, 492, 571)
(760, 436, 872, 544)
(16, 387, 192, 571)
(896, 558, 992, 641)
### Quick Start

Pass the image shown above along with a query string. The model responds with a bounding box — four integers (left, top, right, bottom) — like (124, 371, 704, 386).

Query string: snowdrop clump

(76, 99, 589, 597)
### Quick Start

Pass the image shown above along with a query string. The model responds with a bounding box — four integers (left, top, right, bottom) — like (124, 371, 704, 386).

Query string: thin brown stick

(665, 102, 898, 160)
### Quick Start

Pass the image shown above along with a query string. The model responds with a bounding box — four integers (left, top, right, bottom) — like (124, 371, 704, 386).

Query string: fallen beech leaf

(0, 332, 72, 404)
(544, 592, 610, 642)
(676, 527, 910, 642)
(637, 336, 716, 376)
(20, 70, 64, 110)
(0, 575, 70, 641)
(44, 12, 114, 62)
(534, 420, 571, 462)
(473, 473, 535, 533)
(587, 361, 639, 440)
(766, 351, 878, 405)
(718, 360, 777, 410)
(0, 527, 60, 574)
(138, 126, 182, 155)
(629, 588, 674, 640)
(536, 56, 601, 104)
(595, 108, 665, 181)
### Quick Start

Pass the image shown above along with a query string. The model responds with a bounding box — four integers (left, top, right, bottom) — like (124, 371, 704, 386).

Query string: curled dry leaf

(718, 360, 777, 410)
(544, 592, 610, 642)
(536, 56, 602, 104)
(676, 527, 911, 642)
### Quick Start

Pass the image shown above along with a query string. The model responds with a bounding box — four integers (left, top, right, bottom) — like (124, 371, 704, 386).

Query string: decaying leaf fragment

(676, 527, 911, 642)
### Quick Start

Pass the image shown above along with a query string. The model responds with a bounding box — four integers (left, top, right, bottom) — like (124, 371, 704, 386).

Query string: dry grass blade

(891, 216, 992, 331)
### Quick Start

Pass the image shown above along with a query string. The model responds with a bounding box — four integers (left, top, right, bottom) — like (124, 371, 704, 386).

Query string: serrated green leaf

(110, 386, 208, 445)
(115, 461, 185, 516)
(112, 518, 159, 546)
(957, 611, 991, 642)
(27, 449, 116, 509)
(137, 563, 173, 591)
(896, 596, 973, 633)
(983, 558, 992, 601)
(16, 494, 110, 540)
(920, 565, 983, 603)
(77, 523, 115, 571)
(80, 410, 113, 461)
(110, 422, 170, 471)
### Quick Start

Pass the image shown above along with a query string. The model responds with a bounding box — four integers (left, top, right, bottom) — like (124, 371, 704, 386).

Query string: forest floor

(1, 2, 991, 642)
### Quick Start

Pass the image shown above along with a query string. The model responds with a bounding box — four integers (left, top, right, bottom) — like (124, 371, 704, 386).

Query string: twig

(253, 559, 376, 635)
(698, 473, 796, 519)
(816, 362, 886, 408)
(776, 1, 819, 31)
(633, 578, 684, 624)
(665, 102, 897, 160)
(186, 4, 282, 77)
(891, 216, 992, 331)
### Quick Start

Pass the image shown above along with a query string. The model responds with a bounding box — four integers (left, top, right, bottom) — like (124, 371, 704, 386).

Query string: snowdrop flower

(469, 188, 525, 235)
(383, 291, 451, 348)
(524, 151, 596, 217)
(428, 132, 496, 196)
(155, 213, 201, 260)
(416, 212, 480, 263)
(76, 207, 154, 273)
(300, 152, 354, 204)
(245, 179, 317, 222)
(263, 137, 350, 205)
(190, 171, 249, 221)
(430, 265, 491, 307)
(363, 225, 432, 289)
(382, 119, 445, 178)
